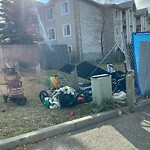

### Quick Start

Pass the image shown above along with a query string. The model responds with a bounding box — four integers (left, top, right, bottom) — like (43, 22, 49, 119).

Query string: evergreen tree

(0, 0, 14, 44)
(0, 0, 43, 44)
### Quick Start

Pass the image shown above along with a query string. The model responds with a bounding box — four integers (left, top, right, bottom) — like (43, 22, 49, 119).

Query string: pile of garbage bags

(113, 91, 126, 101)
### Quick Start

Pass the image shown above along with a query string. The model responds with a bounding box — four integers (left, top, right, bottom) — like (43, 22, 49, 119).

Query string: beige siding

(43, 0, 78, 60)
(79, 0, 102, 61)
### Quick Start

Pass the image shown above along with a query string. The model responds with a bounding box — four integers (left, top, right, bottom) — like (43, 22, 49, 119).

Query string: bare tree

(87, 3, 122, 58)
(87, 5, 109, 58)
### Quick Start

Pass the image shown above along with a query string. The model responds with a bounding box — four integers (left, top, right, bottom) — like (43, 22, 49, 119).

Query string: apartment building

(117, 1, 150, 44)
(135, 8, 149, 32)
(117, 1, 136, 44)
(36, 0, 150, 62)
(38, 0, 79, 61)
(37, 0, 122, 61)
(148, 14, 150, 30)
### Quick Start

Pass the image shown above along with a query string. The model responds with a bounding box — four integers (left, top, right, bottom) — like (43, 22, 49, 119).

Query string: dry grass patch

(0, 61, 123, 140)
(0, 70, 103, 140)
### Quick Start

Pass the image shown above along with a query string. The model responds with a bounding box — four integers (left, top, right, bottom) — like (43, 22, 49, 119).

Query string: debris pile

(60, 61, 126, 93)
(39, 61, 127, 109)
(39, 85, 92, 109)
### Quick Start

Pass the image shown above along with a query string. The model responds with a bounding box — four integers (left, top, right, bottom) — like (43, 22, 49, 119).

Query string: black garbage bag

(58, 91, 77, 107)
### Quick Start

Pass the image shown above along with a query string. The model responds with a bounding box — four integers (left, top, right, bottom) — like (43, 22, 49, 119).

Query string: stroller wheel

(39, 90, 49, 104)
(17, 97, 27, 106)
(3, 95, 8, 103)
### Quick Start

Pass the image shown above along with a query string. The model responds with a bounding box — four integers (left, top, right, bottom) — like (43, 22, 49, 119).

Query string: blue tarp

(133, 32, 150, 95)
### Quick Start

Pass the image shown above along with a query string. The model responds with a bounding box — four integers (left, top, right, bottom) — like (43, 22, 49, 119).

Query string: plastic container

(46, 76, 50, 90)
(91, 74, 112, 105)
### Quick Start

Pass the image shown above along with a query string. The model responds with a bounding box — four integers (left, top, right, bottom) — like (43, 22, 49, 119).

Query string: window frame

(60, 1, 69, 15)
(62, 24, 71, 37)
(48, 28, 56, 40)
(116, 27, 119, 36)
(46, 7, 54, 21)
(115, 9, 118, 19)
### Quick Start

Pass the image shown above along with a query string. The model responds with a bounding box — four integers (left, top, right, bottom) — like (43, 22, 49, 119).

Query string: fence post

(70, 67, 79, 91)
(15, 61, 20, 74)
(126, 70, 135, 108)
(36, 63, 41, 82)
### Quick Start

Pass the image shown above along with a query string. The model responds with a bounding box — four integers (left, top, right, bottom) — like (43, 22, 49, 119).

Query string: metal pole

(121, 32, 131, 71)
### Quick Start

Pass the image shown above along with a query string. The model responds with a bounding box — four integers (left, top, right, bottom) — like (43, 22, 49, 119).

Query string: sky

(134, 0, 150, 9)
(95, 0, 150, 11)
(35, 0, 49, 4)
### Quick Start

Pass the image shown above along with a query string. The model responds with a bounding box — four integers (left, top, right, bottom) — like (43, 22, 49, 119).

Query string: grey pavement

(14, 105, 150, 150)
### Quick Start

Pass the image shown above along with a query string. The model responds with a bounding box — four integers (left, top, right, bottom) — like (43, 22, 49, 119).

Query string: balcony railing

(122, 19, 126, 25)
(136, 21, 141, 26)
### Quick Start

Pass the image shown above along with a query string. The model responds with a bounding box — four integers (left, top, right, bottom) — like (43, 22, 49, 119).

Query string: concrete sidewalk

(14, 105, 150, 150)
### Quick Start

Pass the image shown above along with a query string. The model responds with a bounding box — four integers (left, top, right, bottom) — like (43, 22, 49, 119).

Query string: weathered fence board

(1, 44, 69, 70)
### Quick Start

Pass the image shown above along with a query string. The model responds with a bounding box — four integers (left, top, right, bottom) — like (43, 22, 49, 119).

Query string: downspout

(101, 16, 105, 58)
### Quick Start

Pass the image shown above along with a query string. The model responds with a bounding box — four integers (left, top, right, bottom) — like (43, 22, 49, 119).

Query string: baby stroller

(2, 68, 27, 105)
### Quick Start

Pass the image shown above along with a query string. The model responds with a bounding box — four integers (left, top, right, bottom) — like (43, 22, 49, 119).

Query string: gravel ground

(14, 105, 150, 150)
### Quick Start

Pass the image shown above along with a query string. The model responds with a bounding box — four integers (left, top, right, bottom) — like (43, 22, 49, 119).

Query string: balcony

(136, 28, 141, 32)
(122, 19, 126, 26)
(136, 21, 141, 26)
(136, 24, 141, 28)
(136, 24, 141, 31)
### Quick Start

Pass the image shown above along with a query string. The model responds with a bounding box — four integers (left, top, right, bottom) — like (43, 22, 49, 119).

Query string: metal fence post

(126, 70, 136, 108)
(71, 67, 79, 91)
(15, 61, 20, 74)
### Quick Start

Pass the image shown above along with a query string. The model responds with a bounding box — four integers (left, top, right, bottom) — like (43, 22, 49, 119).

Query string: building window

(63, 24, 71, 37)
(130, 25, 133, 33)
(130, 9, 132, 12)
(115, 10, 118, 19)
(68, 45, 72, 53)
(144, 15, 146, 30)
(116, 28, 119, 36)
(61, 1, 69, 15)
(46, 7, 54, 20)
(48, 28, 56, 40)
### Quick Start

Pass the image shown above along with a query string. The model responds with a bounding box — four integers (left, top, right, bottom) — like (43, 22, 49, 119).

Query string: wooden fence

(0, 44, 70, 70)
